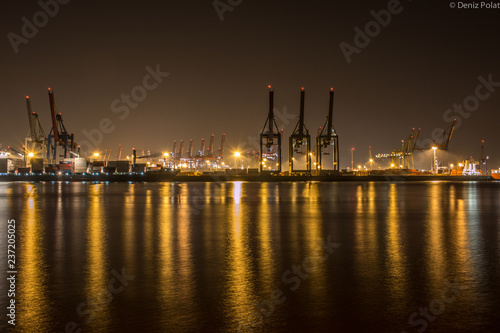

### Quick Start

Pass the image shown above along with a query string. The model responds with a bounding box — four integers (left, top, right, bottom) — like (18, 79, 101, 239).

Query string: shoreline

(0, 173, 493, 182)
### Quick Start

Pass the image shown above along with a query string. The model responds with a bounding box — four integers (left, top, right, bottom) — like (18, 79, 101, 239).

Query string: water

(1, 181, 499, 332)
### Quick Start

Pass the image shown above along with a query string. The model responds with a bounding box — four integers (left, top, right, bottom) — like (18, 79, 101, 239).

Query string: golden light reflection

(123, 184, 136, 267)
(54, 183, 65, 286)
(143, 189, 154, 276)
(353, 182, 382, 316)
(84, 184, 111, 331)
(257, 182, 274, 292)
(166, 184, 197, 326)
(452, 198, 473, 277)
(157, 183, 178, 328)
(385, 183, 407, 303)
(226, 184, 255, 330)
(302, 182, 329, 318)
(424, 183, 445, 293)
(354, 183, 380, 273)
(286, 182, 301, 262)
(17, 183, 51, 332)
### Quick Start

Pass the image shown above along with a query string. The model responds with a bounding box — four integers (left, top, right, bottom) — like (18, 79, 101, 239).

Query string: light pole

(432, 147, 437, 174)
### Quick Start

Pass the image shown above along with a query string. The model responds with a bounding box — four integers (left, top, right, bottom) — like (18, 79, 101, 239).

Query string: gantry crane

(208, 134, 215, 158)
(46, 88, 78, 161)
(259, 86, 282, 173)
(188, 139, 194, 158)
(289, 87, 311, 174)
(434, 119, 456, 151)
(218, 133, 225, 164)
(316, 88, 339, 172)
(25, 96, 47, 157)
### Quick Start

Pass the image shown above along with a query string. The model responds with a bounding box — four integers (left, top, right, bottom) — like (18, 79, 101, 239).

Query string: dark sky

(1, 0, 499, 169)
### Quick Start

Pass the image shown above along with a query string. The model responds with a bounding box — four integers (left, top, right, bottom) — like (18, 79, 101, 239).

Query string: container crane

(316, 88, 339, 172)
(178, 140, 184, 160)
(289, 87, 311, 174)
(25, 96, 47, 156)
(259, 86, 282, 173)
(172, 140, 177, 160)
(208, 134, 215, 158)
(479, 140, 489, 174)
(46, 88, 78, 160)
(200, 139, 205, 157)
(433, 119, 456, 151)
(218, 133, 225, 159)
(188, 139, 194, 158)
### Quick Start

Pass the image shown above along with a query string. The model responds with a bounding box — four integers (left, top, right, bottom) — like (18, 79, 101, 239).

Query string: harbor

(0, 87, 494, 182)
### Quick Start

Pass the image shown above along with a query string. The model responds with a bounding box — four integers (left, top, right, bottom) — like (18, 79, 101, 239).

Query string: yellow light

(234, 152, 241, 157)
(450, 164, 454, 168)
(28, 152, 34, 158)
(163, 152, 169, 157)
(432, 146, 437, 151)
(93, 153, 99, 157)
(369, 158, 373, 162)
(391, 164, 395, 168)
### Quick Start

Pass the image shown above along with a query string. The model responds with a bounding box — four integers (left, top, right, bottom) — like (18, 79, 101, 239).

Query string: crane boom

(189, 139, 193, 158)
(200, 139, 205, 157)
(179, 140, 184, 159)
(444, 119, 456, 150)
(48, 88, 59, 142)
(411, 128, 421, 151)
(219, 133, 225, 158)
(208, 134, 214, 157)
(26, 97, 37, 139)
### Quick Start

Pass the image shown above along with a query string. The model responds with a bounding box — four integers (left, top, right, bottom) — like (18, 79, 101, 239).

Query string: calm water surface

(0, 181, 499, 332)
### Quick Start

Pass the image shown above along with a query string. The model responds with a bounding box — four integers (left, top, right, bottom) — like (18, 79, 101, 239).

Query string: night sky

(1, 0, 499, 169)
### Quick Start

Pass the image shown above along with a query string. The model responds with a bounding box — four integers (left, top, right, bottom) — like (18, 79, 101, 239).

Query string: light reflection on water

(0, 181, 499, 332)
(17, 183, 51, 332)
